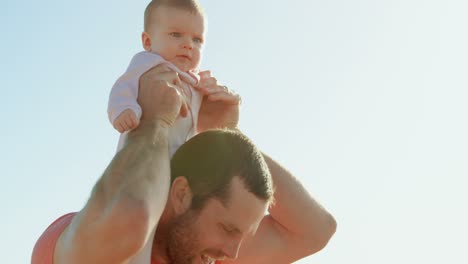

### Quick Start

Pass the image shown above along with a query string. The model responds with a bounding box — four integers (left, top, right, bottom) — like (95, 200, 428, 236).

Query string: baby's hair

(144, 0, 205, 32)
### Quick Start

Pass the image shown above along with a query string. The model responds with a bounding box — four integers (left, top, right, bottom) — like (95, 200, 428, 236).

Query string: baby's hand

(113, 109, 140, 133)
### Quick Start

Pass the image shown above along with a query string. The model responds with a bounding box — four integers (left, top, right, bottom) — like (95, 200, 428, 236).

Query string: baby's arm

(108, 52, 187, 134)
(108, 52, 168, 133)
(108, 68, 143, 133)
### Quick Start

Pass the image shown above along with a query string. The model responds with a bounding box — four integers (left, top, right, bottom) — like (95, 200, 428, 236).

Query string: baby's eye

(193, 37, 203, 44)
(170, 32, 181, 37)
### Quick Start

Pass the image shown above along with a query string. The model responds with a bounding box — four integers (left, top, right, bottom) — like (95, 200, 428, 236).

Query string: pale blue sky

(2, 0, 468, 263)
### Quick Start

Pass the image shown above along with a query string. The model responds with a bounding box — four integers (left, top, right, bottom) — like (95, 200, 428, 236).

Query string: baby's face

(145, 6, 205, 72)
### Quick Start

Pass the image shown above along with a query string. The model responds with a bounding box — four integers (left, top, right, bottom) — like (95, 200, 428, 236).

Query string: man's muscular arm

(54, 65, 185, 264)
(230, 153, 337, 264)
(264, 154, 337, 259)
(194, 71, 336, 263)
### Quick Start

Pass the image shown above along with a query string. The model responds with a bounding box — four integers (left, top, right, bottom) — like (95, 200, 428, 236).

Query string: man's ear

(169, 176, 193, 214)
(142, 32, 152, 52)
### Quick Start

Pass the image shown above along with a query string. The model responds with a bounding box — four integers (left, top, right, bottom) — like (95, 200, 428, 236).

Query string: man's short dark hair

(171, 130, 274, 210)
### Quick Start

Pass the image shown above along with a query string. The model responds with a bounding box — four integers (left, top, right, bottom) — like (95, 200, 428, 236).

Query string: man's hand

(195, 70, 241, 132)
(113, 109, 140, 133)
(138, 64, 189, 127)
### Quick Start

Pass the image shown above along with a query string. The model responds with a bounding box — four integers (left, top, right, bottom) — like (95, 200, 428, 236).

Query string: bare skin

(114, 108, 140, 133)
(223, 153, 337, 264)
(113, 6, 205, 134)
(196, 70, 241, 131)
(52, 64, 336, 263)
(54, 64, 187, 264)
(191, 71, 338, 263)
(112, 64, 188, 133)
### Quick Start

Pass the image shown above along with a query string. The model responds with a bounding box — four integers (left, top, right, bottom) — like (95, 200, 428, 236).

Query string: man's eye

(222, 225, 234, 234)
(170, 32, 181, 37)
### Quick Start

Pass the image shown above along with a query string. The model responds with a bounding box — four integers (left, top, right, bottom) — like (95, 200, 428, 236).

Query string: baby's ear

(170, 176, 193, 214)
(141, 32, 152, 52)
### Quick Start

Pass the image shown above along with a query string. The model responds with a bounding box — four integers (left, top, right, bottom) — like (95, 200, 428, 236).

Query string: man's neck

(151, 210, 172, 264)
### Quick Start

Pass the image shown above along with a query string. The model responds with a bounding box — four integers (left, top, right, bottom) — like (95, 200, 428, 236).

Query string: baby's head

(142, 0, 206, 72)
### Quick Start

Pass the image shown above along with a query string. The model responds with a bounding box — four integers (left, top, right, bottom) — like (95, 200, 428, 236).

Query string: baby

(109, 1, 208, 262)
(108, 0, 207, 157)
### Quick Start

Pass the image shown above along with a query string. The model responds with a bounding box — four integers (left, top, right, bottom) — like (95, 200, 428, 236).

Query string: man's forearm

(263, 153, 337, 253)
(91, 121, 171, 245)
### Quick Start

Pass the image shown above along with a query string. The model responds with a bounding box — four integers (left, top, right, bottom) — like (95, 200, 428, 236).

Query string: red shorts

(31, 213, 76, 264)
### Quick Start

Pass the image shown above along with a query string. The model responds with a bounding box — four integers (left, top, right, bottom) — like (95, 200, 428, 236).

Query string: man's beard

(166, 209, 202, 264)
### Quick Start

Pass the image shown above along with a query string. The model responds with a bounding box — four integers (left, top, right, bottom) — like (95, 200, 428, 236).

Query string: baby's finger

(131, 114, 140, 127)
(114, 123, 125, 133)
(124, 117, 135, 130)
(122, 121, 132, 131)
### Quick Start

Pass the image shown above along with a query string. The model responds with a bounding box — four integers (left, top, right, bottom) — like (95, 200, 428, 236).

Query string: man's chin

(200, 254, 216, 264)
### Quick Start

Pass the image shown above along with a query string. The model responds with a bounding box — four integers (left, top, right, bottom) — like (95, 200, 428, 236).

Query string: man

(32, 65, 337, 264)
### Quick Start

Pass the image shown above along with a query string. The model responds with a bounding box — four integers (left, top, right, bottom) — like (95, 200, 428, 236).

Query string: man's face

(166, 177, 269, 264)
(146, 6, 205, 72)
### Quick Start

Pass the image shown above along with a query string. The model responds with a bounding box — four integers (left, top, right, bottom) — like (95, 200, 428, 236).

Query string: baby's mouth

(177, 55, 191, 61)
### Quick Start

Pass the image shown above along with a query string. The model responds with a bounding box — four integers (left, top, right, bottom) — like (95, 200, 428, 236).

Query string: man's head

(161, 130, 274, 263)
(142, 0, 206, 72)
